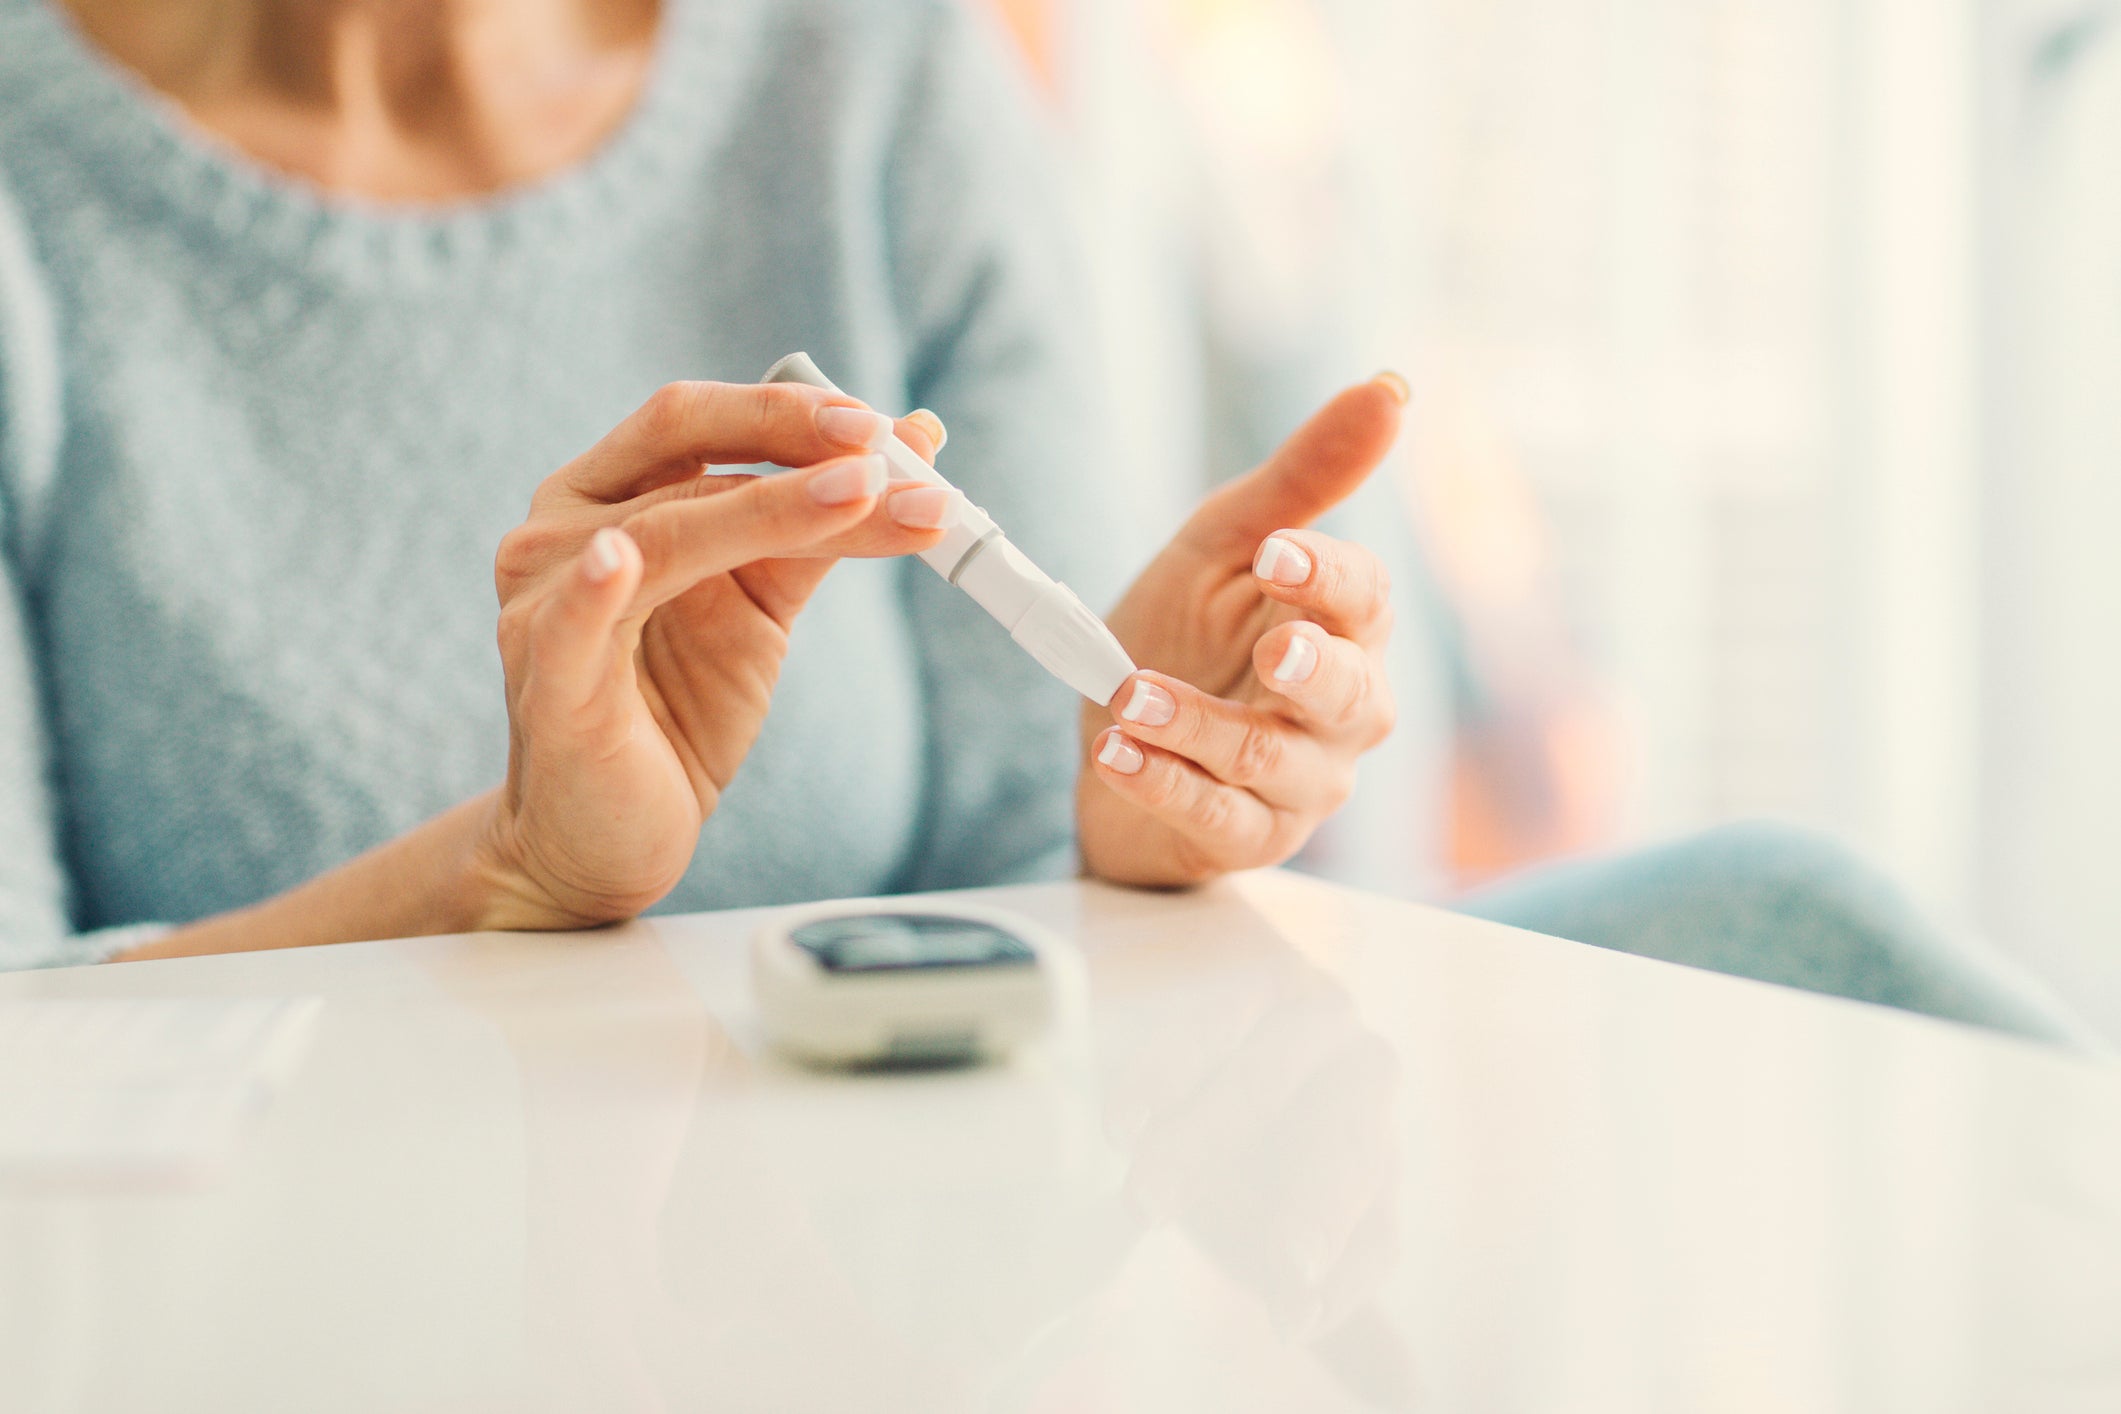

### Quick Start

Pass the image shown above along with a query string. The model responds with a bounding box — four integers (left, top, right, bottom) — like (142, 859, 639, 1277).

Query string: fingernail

(887, 484, 957, 530)
(1374, 370, 1411, 405)
(907, 409, 948, 451)
(816, 404, 893, 450)
(1254, 535, 1313, 587)
(807, 454, 886, 506)
(1096, 730, 1144, 775)
(584, 527, 627, 584)
(1118, 679, 1175, 728)
(1272, 632, 1319, 684)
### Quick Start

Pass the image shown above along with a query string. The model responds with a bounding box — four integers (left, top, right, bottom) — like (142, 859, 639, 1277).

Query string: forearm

(111, 791, 533, 963)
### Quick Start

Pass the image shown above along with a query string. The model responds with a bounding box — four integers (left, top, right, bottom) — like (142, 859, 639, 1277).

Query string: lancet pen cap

(1012, 584, 1136, 707)
(764, 352, 838, 394)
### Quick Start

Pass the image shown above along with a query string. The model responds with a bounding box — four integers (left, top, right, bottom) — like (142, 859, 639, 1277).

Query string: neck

(62, 0, 662, 200)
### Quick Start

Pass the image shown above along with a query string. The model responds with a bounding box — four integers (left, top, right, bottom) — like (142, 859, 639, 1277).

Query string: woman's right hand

(471, 381, 953, 931)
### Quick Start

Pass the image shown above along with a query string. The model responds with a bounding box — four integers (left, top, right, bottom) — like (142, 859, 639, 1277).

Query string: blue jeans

(1455, 822, 2101, 1050)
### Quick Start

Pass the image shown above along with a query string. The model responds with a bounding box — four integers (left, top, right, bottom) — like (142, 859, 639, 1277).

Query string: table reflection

(433, 885, 1415, 1411)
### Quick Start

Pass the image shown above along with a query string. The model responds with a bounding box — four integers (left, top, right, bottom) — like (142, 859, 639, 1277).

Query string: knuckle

(1228, 719, 1284, 785)
(1137, 758, 1186, 814)
(1312, 544, 1350, 603)
(493, 523, 556, 599)
(1188, 782, 1238, 839)
(1332, 655, 1373, 729)
(637, 381, 698, 442)
(527, 472, 571, 517)
(1169, 692, 1216, 753)
(494, 597, 538, 658)
(729, 472, 807, 546)
(493, 528, 532, 590)
(738, 380, 785, 433)
(617, 507, 672, 572)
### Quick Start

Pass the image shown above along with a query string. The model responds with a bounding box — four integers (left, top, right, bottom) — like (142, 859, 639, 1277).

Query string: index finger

(561, 381, 897, 503)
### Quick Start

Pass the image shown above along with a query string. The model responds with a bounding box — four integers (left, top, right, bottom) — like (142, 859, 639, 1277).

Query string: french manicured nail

(1374, 370, 1411, 405)
(1254, 535, 1312, 587)
(584, 527, 627, 584)
(1272, 632, 1319, 685)
(1119, 679, 1176, 728)
(887, 485, 957, 530)
(807, 454, 886, 506)
(1097, 730, 1145, 775)
(816, 404, 893, 449)
(907, 409, 948, 451)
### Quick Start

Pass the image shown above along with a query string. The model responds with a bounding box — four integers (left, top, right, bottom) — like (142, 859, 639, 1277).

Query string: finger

(618, 453, 900, 610)
(882, 482, 962, 533)
(1109, 672, 1340, 811)
(895, 409, 947, 465)
(1250, 529, 1393, 646)
(719, 482, 948, 625)
(1180, 373, 1408, 556)
(1254, 623, 1395, 746)
(562, 381, 899, 503)
(636, 468, 954, 558)
(519, 527, 643, 719)
(1089, 727, 1284, 877)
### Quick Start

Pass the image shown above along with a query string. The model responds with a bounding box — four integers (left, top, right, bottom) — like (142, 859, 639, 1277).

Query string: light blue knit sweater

(0, 0, 1133, 967)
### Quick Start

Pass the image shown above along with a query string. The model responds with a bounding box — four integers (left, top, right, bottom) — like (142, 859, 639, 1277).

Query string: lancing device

(764, 353, 1138, 706)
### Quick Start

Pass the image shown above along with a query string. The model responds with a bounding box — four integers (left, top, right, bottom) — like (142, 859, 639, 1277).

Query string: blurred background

(978, 0, 2121, 1040)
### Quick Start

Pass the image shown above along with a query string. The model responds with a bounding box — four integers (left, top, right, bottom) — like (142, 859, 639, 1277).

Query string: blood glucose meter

(752, 903, 1059, 1067)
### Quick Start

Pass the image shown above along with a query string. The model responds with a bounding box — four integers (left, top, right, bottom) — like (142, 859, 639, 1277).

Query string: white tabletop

(2, 871, 2117, 1413)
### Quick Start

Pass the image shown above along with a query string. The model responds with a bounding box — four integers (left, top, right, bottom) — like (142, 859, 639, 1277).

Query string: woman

(0, 0, 2093, 1048)
(0, 0, 1397, 963)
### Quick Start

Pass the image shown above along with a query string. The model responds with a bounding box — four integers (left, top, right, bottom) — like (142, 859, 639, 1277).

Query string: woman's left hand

(1078, 376, 1407, 887)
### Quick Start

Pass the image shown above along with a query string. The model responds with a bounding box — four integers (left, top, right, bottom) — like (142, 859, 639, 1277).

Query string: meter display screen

(789, 914, 1036, 974)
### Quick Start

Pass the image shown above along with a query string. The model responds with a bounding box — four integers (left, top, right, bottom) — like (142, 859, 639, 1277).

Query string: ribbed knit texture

(0, 0, 1132, 967)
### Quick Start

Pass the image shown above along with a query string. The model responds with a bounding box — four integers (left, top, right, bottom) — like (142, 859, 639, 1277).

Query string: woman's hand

(1078, 376, 1407, 887)
(473, 381, 954, 929)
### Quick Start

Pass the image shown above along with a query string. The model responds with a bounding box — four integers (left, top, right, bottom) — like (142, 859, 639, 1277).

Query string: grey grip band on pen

(945, 526, 1006, 586)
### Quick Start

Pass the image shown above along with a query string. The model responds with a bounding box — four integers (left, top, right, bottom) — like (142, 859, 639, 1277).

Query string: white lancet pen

(763, 353, 1138, 706)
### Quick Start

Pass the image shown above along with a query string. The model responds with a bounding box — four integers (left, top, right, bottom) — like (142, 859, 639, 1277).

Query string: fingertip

(1328, 376, 1410, 452)
(1269, 630, 1321, 687)
(1255, 620, 1323, 688)
(899, 409, 947, 460)
(885, 482, 958, 531)
(815, 403, 894, 451)
(1253, 533, 1315, 588)
(582, 525, 637, 587)
(805, 453, 889, 509)
(1093, 726, 1146, 776)
(1113, 674, 1178, 729)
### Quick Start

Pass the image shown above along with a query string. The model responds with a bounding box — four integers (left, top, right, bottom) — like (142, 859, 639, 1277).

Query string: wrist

(103, 792, 593, 964)
(460, 789, 641, 933)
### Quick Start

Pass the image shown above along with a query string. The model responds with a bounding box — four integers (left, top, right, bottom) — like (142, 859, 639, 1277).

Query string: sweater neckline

(3, 0, 729, 285)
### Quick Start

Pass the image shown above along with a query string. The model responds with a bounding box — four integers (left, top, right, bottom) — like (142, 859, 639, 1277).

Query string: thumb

(1181, 374, 1409, 557)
